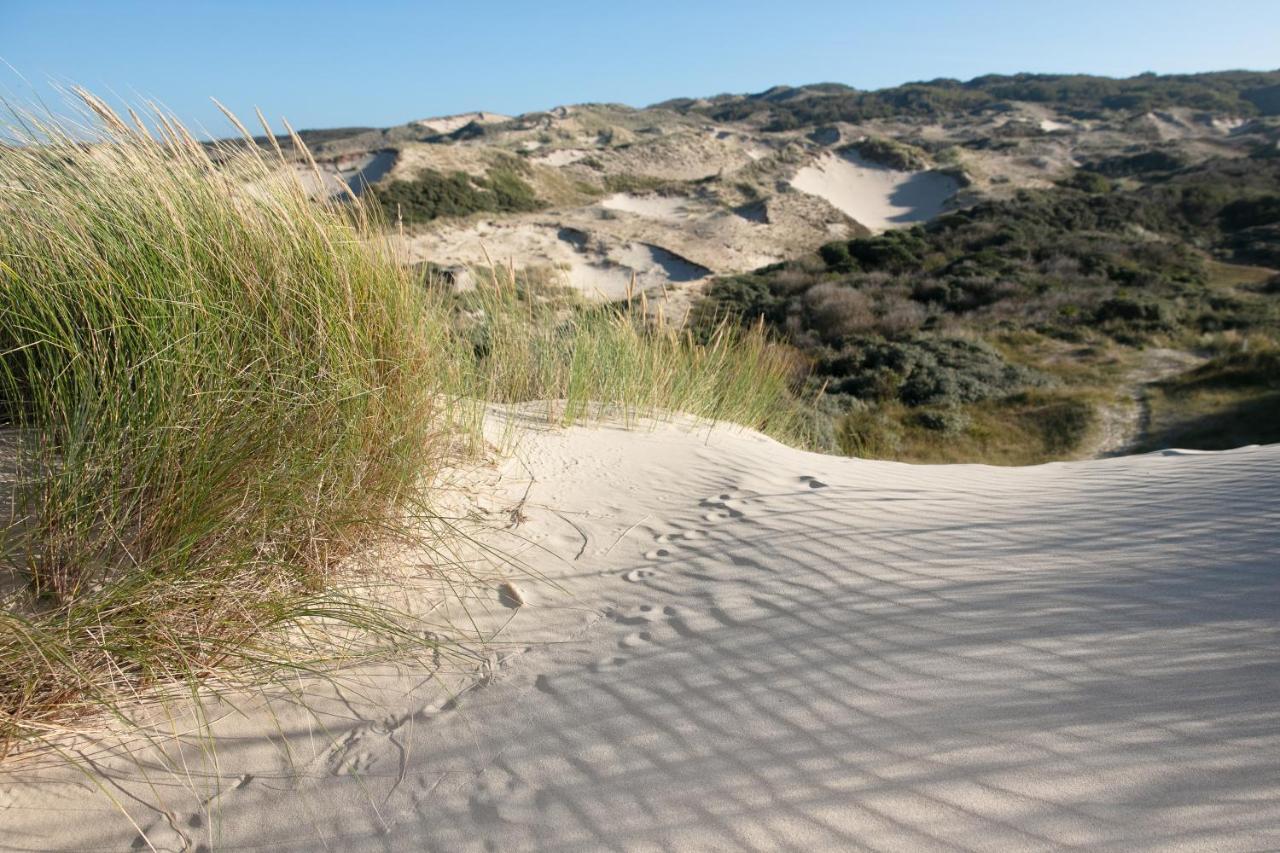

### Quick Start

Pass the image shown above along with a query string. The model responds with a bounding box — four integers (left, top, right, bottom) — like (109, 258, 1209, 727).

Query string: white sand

(790, 150, 959, 232)
(399, 223, 709, 302)
(600, 193, 691, 221)
(532, 148, 590, 167)
(567, 243, 708, 300)
(412, 111, 510, 136)
(3, 415, 1278, 850)
(287, 150, 399, 200)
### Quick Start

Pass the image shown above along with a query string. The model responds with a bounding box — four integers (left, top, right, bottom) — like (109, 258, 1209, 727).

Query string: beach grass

(0, 92, 808, 757)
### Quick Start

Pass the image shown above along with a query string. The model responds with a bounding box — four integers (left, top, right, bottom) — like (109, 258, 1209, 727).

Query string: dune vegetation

(695, 148, 1280, 462)
(0, 92, 804, 757)
(666, 70, 1280, 129)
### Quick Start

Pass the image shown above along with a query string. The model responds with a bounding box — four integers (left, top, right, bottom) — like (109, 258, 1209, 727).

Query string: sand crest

(2, 415, 1277, 850)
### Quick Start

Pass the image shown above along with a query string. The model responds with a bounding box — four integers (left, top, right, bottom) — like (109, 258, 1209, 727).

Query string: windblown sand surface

(398, 222, 711, 302)
(790, 150, 960, 232)
(600, 192, 692, 221)
(2, 416, 1278, 851)
(531, 148, 590, 167)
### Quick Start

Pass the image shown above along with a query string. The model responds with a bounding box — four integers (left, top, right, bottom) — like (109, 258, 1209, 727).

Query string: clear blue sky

(3, 0, 1278, 136)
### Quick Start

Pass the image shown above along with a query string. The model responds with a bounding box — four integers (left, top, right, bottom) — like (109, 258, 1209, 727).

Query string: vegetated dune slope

(3, 415, 1278, 851)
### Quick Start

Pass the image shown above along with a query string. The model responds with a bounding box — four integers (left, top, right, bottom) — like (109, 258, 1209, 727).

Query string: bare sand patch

(599, 193, 691, 221)
(533, 148, 591, 167)
(398, 221, 708, 301)
(790, 149, 960, 231)
(412, 111, 510, 136)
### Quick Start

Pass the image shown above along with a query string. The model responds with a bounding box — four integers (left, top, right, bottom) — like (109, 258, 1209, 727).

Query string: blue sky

(2, 1, 1278, 136)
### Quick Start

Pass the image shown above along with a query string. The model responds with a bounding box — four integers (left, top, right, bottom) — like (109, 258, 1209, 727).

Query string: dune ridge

(2, 414, 1277, 850)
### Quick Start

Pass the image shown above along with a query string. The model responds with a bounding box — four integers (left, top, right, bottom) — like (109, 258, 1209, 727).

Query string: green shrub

(849, 137, 928, 171)
(682, 71, 1280, 129)
(817, 336, 1048, 406)
(1094, 296, 1179, 332)
(1084, 149, 1186, 177)
(910, 409, 971, 434)
(375, 164, 543, 223)
(1220, 195, 1280, 230)
(1057, 171, 1114, 194)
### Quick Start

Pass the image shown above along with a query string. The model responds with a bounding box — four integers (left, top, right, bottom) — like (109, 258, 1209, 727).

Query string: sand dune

(399, 222, 709, 301)
(532, 148, 590, 167)
(3, 416, 1278, 850)
(290, 150, 398, 199)
(412, 111, 510, 136)
(600, 192, 692, 221)
(790, 150, 959, 232)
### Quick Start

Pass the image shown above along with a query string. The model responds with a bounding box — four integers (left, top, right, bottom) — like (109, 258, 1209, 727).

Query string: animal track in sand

(465, 767, 545, 841)
(799, 475, 828, 489)
(133, 774, 255, 852)
(624, 567, 662, 583)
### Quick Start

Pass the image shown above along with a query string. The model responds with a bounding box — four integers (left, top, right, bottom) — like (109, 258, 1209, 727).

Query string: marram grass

(0, 91, 810, 757)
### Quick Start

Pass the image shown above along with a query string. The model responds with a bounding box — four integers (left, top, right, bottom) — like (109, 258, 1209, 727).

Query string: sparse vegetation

(1140, 342, 1280, 451)
(849, 137, 929, 171)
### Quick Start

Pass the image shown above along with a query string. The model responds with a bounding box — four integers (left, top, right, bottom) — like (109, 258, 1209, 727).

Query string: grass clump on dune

(0, 93, 460, 755)
(375, 161, 543, 224)
(452, 271, 813, 445)
(0, 93, 811, 757)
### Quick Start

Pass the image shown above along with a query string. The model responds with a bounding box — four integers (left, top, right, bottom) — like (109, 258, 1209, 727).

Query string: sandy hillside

(2, 414, 1277, 851)
(790, 150, 961, 232)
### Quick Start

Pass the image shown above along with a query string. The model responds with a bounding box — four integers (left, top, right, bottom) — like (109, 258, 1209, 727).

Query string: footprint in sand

(619, 630, 653, 648)
(465, 768, 547, 844)
(655, 528, 707, 545)
(799, 475, 828, 489)
(699, 490, 756, 523)
(624, 567, 662, 583)
(591, 656, 628, 672)
(611, 603, 664, 625)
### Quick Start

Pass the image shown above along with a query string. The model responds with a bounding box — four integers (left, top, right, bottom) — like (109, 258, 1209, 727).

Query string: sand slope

(2, 417, 1278, 851)
(790, 150, 960, 232)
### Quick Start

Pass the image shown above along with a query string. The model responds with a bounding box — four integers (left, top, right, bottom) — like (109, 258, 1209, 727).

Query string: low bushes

(815, 336, 1047, 407)
(849, 137, 928, 171)
(375, 160, 543, 223)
